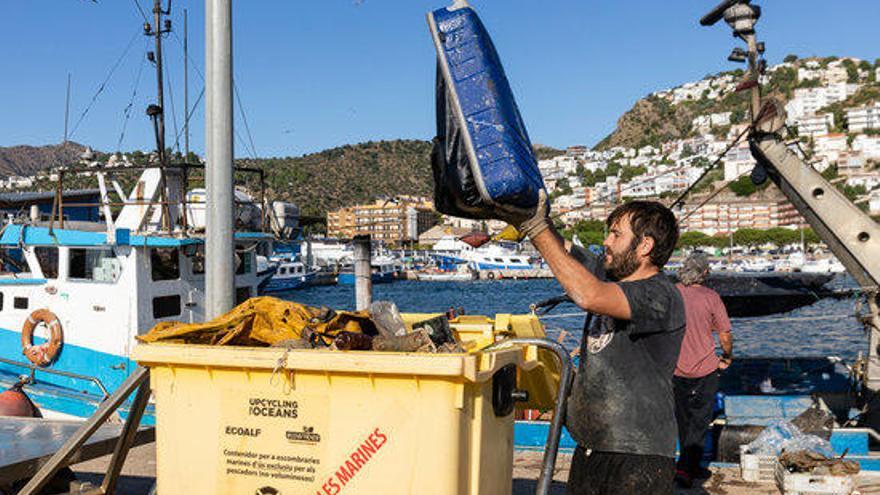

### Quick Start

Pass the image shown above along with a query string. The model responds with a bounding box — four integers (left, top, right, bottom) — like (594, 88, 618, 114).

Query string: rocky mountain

(0, 142, 87, 177)
(595, 56, 879, 150)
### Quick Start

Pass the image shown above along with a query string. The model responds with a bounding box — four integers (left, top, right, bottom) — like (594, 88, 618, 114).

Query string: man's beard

(604, 240, 640, 281)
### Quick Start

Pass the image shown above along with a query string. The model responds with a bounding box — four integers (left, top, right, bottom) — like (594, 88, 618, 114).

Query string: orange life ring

(21, 309, 63, 366)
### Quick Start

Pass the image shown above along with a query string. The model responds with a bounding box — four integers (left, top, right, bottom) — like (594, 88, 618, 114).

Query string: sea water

(281, 275, 867, 362)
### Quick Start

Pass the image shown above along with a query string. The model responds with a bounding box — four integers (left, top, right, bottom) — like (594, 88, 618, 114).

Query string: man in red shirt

(673, 252, 733, 488)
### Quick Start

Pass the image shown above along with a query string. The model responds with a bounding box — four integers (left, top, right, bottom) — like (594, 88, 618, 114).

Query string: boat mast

(146, 0, 170, 167)
(63, 73, 71, 144)
(184, 8, 190, 159)
(206, 0, 236, 317)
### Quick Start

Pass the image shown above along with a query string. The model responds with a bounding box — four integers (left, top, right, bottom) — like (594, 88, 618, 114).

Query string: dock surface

(65, 444, 880, 494)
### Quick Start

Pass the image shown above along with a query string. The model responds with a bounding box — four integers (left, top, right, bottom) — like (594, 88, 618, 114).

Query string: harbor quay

(66, 445, 880, 494)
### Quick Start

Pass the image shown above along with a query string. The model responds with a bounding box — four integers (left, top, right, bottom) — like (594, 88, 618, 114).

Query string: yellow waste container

(404, 313, 562, 410)
(133, 337, 538, 495)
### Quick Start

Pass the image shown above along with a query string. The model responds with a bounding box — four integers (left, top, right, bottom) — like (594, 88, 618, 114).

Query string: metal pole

(206, 0, 236, 318)
(152, 0, 167, 166)
(63, 73, 71, 144)
(353, 234, 372, 311)
(486, 338, 573, 495)
(184, 8, 190, 160)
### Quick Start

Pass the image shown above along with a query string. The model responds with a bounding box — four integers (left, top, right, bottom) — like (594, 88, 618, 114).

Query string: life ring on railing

(21, 309, 63, 366)
(487, 271, 496, 280)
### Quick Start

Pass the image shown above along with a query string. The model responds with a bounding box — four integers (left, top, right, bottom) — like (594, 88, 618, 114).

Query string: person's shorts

(566, 447, 675, 495)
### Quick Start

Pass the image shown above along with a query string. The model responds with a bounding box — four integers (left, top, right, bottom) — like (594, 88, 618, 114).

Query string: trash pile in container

(137, 297, 465, 353)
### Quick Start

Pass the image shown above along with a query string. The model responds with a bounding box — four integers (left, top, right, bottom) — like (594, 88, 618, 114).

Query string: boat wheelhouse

(0, 223, 271, 417)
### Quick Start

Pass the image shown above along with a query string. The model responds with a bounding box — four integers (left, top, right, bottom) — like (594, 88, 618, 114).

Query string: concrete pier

(65, 444, 880, 494)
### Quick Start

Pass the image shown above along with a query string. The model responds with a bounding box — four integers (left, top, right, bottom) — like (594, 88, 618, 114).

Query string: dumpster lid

(133, 343, 532, 382)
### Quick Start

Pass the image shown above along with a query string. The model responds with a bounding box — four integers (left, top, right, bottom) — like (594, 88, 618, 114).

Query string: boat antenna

(63, 73, 71, 144)
(699, 0, 764, 124)
(144, 0, 172, 167)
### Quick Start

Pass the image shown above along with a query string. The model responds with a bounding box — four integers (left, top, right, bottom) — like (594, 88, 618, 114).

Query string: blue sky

(2, 0, 878, 158)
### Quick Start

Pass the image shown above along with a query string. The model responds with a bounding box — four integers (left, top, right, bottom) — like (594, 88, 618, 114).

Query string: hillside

(5, 140, 562, 219)
(239, 140, 434, 218)
(0, 142, 87, 177)
(596, 56, 879, 150)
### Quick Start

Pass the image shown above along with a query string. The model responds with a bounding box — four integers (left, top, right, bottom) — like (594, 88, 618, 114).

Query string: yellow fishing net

(137, 296, 375, 346)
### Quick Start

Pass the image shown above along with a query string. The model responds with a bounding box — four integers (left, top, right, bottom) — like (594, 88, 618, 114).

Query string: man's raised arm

(530, 228, 631, 320)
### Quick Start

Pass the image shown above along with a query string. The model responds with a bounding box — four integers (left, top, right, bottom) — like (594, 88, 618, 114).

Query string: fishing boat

(0, 4, 275, 419)
(336, 254, 399, 285)
(432, 235, 534, 272)
(261, 255, 317, 292)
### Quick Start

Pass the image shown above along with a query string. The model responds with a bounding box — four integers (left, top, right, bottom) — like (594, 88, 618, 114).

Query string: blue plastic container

(428, 2, 545, 215)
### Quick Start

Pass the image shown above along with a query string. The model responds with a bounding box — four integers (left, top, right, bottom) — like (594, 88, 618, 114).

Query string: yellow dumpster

(404, 313, 562, 411)
(133, 337, 538, 495)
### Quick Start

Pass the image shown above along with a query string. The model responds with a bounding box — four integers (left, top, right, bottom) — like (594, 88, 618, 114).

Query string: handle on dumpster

(489, 337, 573, 495)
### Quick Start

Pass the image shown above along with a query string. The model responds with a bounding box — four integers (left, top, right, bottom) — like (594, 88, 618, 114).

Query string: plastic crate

(740, 445, 776, 482)
(775, 460, 856, 494)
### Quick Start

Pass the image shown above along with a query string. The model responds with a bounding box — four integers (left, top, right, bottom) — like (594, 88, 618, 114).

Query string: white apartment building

(593, 176, 620, 202)
(838, 151, 866, 174)
(847, 103, 880, 133)
(823, 63, 849, 85)
(723, 141, 755, 181)
(852, 135, 880, 161)
(692, 112, 732, 134)
(795, 113, 834, 137)
(869, 191, 880, 215)
(813, 133, 849, 163)
(797, 67, 822, 82)
(844, 170, 880, 189)
(785, 83, 861, 121)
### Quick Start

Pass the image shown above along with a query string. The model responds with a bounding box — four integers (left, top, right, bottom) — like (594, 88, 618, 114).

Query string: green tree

(677, 231, 714, 248)
(732, 228, 766, 247)
(729, 175, 757, 196)
(783, 54, 799, 63)
(620, 165, 648, 182)
(681, 144, 694, 158)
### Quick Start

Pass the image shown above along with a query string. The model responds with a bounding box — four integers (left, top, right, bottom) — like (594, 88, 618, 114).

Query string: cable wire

(234, 82, 259, 159)
(116, 39, 150, 151)
(70, 29, 142, 139)
(131, 0, 149, 23)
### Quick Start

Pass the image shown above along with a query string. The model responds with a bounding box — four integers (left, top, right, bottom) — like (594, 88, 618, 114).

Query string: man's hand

(503, 189, 551, 240)
(718, 353, 732, 370)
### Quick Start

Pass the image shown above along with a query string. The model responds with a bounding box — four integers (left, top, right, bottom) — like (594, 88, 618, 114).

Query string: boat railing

(0, 356, 111, 400)
(49, 162, 269, 236)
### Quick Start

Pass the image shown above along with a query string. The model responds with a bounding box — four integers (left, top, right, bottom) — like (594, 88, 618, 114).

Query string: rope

(130, 0, 149, 23)
(676, 167, 751, 223)
(670, 124, 752, 209)
(234, 82, 259, 159)
(117, 39, 150, 151)
(738, 313, 857, 323)
(537, 311, 586, 320)
(172, 87, 205, 151)
(163, 51, 182, 155)
(70, 29, 141, 140)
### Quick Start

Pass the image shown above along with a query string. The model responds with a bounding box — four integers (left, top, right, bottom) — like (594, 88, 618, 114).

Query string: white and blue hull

(262, 272, 315, 292)
(0, 224, 267, 420)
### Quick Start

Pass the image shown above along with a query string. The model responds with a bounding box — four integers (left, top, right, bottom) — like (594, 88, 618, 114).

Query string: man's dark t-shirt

(566, 272, 686, 457)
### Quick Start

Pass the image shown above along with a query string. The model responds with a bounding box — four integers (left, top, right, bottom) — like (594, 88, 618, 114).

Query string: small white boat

(261, 256, 316, 292)
(801, 257, 846, 274)
(416, 270, 475, 282)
